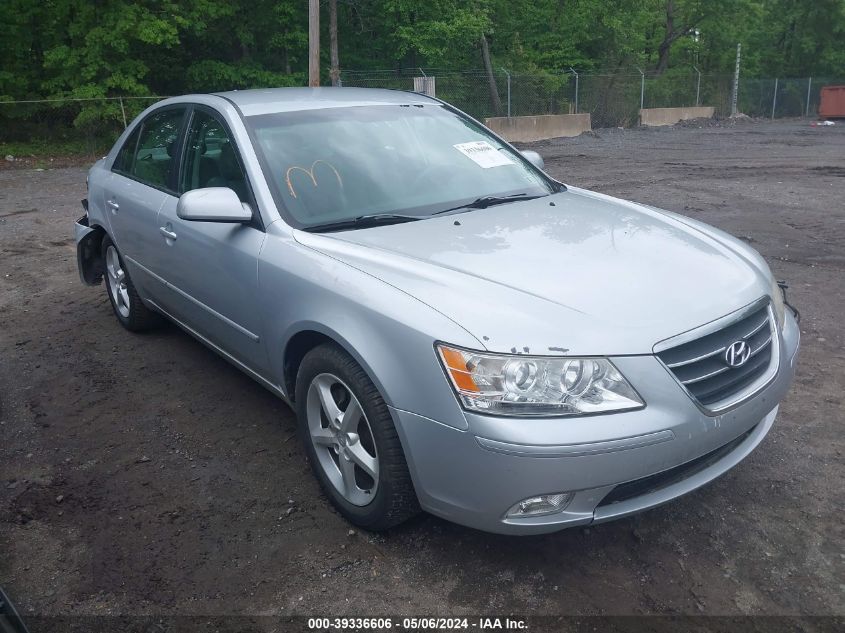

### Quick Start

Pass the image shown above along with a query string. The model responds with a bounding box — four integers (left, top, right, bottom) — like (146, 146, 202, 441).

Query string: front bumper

(391, 309, 800, 535)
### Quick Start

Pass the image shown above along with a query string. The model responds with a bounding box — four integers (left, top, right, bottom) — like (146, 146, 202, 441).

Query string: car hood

(293, 187, 772, 355)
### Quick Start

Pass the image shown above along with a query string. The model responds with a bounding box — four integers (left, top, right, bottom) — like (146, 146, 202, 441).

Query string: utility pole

(569, 67, 579, 114)
(329, 0, 339, 86)
(308, 0, 320, 87)
(693, 65, 701, 107)
(771, 77, 779, 119)
(805, 77, 812, 117)
(500, 68, 511, 118)
(730, 43, 741, 116)
(636, 67, 645, 111)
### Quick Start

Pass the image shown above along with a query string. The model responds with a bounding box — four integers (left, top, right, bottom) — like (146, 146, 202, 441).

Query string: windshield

(246, 104, 555, 229)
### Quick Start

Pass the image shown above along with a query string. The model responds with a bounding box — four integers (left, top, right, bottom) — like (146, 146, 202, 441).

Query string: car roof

(211, 87, 438, 117)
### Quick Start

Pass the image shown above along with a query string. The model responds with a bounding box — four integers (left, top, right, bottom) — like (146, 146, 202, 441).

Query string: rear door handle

(159, 226, 177, 241)
(106, 199, 119, 213)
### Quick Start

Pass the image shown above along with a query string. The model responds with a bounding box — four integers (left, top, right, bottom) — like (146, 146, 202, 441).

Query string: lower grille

(597, 425, 756, 507)
(657, 302, 774, 408)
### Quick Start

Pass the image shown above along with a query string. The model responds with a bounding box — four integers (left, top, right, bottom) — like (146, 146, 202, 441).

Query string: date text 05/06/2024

(306, 617, 528, 630)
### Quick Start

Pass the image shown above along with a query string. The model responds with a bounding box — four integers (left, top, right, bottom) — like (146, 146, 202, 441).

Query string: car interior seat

(206, 141, 248, 201)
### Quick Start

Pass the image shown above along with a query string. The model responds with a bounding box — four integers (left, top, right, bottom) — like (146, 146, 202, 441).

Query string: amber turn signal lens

(438, 346, 480, 393)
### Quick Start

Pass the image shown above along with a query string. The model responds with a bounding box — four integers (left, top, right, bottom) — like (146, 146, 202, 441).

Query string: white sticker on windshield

(453, 141, 515, 168)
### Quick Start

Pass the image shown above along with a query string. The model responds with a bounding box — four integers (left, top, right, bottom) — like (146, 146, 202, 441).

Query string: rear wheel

(101, 235, 160, 331)
(295, 344, 420, 530)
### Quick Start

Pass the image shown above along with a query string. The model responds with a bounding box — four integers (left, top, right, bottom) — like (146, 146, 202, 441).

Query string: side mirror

(520, 150, 545, 171)
(177, 187, 252, 223)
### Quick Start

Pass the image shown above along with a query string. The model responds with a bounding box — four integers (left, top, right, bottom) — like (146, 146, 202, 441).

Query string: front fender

(258, 228, 481, 431)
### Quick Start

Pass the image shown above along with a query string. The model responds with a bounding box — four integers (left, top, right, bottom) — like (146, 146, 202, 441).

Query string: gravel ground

(1, 119, 843, 628)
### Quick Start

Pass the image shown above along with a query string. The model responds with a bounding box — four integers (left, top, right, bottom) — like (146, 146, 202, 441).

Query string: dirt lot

(1, 120, 843, 628)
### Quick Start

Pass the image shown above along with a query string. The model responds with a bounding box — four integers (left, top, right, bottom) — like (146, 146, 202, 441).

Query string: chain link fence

(2, 73, 842, 161)
(341, 70, 842, 126)
(341, 70, 568, 121)
(342, 69, 578, 121)
(738, 77, 841, 118)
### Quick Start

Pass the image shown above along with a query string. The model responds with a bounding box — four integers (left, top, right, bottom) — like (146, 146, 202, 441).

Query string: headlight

(771, 278, 785, 330)
(437, 344, 644, 417)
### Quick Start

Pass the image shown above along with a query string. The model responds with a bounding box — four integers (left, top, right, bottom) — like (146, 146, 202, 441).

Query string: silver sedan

(75, 88, 800, 534)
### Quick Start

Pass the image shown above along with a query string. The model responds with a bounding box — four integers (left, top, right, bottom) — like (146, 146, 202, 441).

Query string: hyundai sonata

(75, 88, 800, 534)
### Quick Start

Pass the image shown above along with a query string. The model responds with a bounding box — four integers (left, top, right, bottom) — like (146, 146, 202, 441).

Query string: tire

(295, 343, 420, 530)
(101, 235, 160, 331)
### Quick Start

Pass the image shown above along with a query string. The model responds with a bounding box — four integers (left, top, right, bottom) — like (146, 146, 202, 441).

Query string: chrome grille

(657, 303, 774, 408)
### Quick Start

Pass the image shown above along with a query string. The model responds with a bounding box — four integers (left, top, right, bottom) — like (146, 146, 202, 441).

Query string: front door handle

(106, 199, 119, 213)
(159, 226, 177, 241)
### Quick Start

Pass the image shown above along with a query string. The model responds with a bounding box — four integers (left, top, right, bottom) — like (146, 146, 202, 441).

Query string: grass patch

(1, 137, 114, 160)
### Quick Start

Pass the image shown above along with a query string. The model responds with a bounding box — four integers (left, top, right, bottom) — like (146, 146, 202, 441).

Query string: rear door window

(130, 107, 186, 191)
(113, 128, 140, 174)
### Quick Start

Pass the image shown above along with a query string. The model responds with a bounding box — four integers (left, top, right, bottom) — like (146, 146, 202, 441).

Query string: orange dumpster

(818, 85, 845, 118)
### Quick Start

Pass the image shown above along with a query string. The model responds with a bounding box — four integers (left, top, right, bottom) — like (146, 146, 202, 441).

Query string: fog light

(506, 492, 574, 518)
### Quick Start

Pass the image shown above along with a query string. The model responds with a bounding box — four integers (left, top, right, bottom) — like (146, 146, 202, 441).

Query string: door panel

(101, 173, 168, 299)
(103, 107, 186, 301)
(154, 199, 269, 372)
(151, 107, 270, 373)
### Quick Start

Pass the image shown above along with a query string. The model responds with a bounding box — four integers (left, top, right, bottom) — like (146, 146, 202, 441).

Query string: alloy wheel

(105, 245, 131, 318)
(306, 373, 379, 506)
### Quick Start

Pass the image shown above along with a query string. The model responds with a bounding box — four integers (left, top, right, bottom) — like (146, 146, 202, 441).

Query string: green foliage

(383, 1, 491, 67)
(0, 0, 842, 155)
(0, 137, 112, 160)
(184, 61, 302, 92)
(2, 0, 842, 101)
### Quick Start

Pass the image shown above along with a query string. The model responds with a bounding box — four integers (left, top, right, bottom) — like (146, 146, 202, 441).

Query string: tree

(479, 33, 502, 115)
(1, 0, 843, 103)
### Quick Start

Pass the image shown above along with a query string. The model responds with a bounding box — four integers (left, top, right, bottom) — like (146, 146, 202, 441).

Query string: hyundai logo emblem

(724, 340, 751, 368)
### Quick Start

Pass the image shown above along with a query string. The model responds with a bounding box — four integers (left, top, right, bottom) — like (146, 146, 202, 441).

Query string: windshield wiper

(432, 193, 547, 216)
(304, 213, 423, 233)
(304, 193, 547, 232)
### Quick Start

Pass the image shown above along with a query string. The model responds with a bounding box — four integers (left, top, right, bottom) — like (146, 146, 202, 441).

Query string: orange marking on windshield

(285, 160, 344, 198)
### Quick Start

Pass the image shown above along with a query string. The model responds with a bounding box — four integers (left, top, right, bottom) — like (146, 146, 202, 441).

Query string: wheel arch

(283, 329, 336, 400)
(75, 218, 109, 285)
(282, 324, 389, 407)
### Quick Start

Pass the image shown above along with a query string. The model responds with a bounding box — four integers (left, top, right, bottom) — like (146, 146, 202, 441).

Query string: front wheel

(295, 344, 420, 530)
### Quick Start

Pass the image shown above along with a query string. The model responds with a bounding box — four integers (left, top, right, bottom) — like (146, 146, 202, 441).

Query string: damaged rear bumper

(75, 200, 103, 286)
